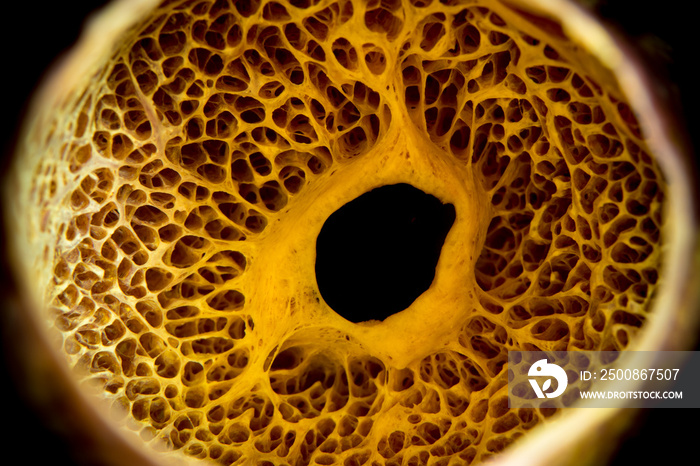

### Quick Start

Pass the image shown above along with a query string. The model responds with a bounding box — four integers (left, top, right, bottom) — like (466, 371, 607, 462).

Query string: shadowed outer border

(1, 1, 698, 465)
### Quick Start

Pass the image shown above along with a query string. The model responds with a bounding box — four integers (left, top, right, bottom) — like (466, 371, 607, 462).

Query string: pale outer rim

(6, 0, 699, 465)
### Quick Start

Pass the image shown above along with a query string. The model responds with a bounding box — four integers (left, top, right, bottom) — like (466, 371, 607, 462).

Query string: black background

(0, 1, 697, 465)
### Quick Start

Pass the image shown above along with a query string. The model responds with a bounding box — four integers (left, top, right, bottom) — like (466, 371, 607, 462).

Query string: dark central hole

(315, 183, 456, 323)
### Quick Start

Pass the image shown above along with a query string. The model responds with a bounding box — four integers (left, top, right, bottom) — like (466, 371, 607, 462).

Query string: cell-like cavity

(206, 289, 246, 311)
(419, 14, 446, 52)
(269, 348, 349, 421)
(364, 2, 403, 40)
(332, 38, 358, 70)
(278, 166, 306, 194)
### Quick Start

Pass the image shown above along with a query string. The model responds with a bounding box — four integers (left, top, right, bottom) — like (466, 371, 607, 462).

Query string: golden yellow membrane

(20, 0, 665, 464)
